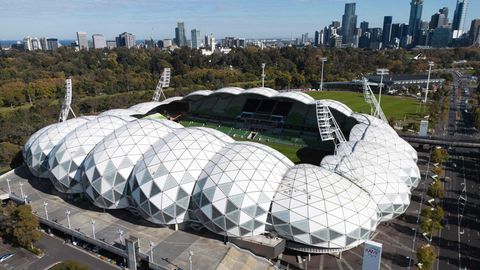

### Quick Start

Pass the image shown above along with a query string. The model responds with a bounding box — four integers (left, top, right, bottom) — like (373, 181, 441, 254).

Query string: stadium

(23, 86, 420, 256)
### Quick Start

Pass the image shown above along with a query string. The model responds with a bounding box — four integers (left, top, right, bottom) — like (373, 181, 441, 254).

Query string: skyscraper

(469, 19, 480, 46)
(175, 21, 187, 47)
(382, 16, 393, 47)
(40, 37, 48, 51)
(76, 31, 89, 51)
(92, 34, 107, 49)
(341, 3, 357, 45)
(430, 8, 449, 30)
(360, 21, 369, 34)
(47, 38, 59, 51)
(408, 0, 423, 45)
(116, 32, 136, 49)
(191, 29, 202, 49)
(452, 0, 468, 38)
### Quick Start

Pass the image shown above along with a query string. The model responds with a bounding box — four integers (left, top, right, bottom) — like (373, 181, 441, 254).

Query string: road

(434, 71, 480, 270)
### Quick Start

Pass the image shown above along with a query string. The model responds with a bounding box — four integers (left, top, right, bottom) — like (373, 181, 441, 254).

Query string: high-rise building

(191, 29, 202, 49)
(430, 27, 452, 48)
(360, 21, 369, 34)
(92, 34, 107, 49)
(341, 3, 357, 45)
(175, 21, 187, 47)
(116, 32, 136, 49)
(408, 0, 424, 45)
(47, 38, 59, 51)
(314, 30, 324, 47)
(469, 19, 480, 46)
(452, 0, 468, 38)
(382, 16, 393, 47)
(106, 41, 117, 49)
(430, 7, 449, 29)
(235, 38, 246, 48)
(76, 32, 89, 51)
(31, 38, 41, 50)
(40, 37, 48, 51)
(369, 28, 383, 49)
(301, 33, 309, 45)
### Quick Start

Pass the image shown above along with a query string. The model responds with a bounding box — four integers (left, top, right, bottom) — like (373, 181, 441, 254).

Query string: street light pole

(189, 250, 193, 270)
(376, 68, 389, 115)
(43, 202, 49, 221)
(424, 61, 434, 104)
(65, 210, 71, 229)
(19, 183, 24, 199)
(118, 229, 124, 245)
(320, 57, 327, 91)
(261, 63, 266, 88)
(150, 241, 154, 263)
(408, 228, 417, 270)
(6, 178, 11, 194)
(91, 219, 96, 240)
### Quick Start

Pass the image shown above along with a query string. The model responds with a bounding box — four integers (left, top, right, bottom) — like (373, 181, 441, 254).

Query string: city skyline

(0, 0, 479, 40)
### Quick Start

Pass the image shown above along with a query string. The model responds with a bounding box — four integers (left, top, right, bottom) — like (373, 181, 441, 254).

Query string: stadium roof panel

(274, 91, 316, 104)
(244, 87, 279, 97)
(317, 99, 353, 117)
(213, 87, 244, 95)
(99, 109, 138, 117)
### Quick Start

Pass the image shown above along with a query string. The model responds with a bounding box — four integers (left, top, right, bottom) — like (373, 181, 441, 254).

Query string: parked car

(0, 253, 14, 262)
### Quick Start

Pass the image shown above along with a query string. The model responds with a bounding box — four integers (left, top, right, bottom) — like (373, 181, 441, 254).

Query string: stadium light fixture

(320, 57, 327, 91)
(261, 63, 266, 88)
(424, 62, 434, 104)
(376, 68, 389, 114)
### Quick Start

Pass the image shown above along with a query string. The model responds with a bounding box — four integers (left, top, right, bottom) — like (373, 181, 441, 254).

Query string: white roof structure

(192, 142, 292, 237)
(317, 99, 353, 117)
(336, 141, 420, 188)
(213, 87, 244, 95)
(351, 113, 396, 134)
(349, 123, 418, 161)
(184, 90, 213, 99)
(244, 87, 279, 97)
(129, 127, 234, 225)
(274, 91, 315, 104)
(99, 109, 138, 117)
(23, 117, 94, 178)
(128, 97, 184, 115)
(47, 115, 135, 193)
(82, 119, 182, 209)
(321, 155, 411, 221)
(270, 165, 379, 251)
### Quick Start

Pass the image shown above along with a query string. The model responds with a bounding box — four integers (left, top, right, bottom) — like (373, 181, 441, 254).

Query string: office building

(175, 21, 187, 47)
(116, 32, 136, 49)
(408, 0, 423, 45)
(47, 38, 59, 51)
(39, 37, 48, 51)
(369, 28, 382, 49)
(469, 19, 480, 46)
(430, 27, 452, 47)
(223, 37, 235, 48)
(452, 0, 468, 38)
(76, 31, 89, 51)
(360, 21, 369, 34)
(314, 30, 324, 46)
(430, 8, 449, 29)
(162, 39, 173, 48)
(106, 41, 117, 49)
(382, 16, 393, 47)
(92, 34, 107, 49)
(301, 33, 309, 45)
(359, 32, 371, 49)
(191, 29, 202, 49)
(235, 38, 246, 48)
(341, 3, 357, 45)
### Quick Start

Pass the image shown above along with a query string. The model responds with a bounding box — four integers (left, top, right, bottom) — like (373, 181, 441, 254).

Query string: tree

(417, 245, 436, 270)
(50, 260, 90, 270)
(0, 200, 17, 236)
(431, 148, 449, 164)
(431, 166, 444, 177)
(427, 181, 445, 199)
(12, 204, 43, 249)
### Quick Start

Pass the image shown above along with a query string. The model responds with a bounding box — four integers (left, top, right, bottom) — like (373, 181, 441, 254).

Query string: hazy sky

(0, 0, 479, 40)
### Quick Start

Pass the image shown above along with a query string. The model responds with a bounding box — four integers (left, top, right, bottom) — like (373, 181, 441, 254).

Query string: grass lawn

(307, 91, 422, 120)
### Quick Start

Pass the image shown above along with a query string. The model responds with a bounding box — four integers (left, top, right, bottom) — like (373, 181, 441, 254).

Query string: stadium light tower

(261, 63, 266, 88)
(424, 61, 434, 104)
(376, 68, 389, 114)
(320, 57, 327, 91)
(152, 68, 171, 102)
(59, 78, 76, 122)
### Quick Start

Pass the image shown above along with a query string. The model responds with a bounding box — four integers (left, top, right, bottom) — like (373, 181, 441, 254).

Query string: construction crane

(59, 78, 76, 122)
(152, 68, 171, 102)
(362, 78, 388, 123)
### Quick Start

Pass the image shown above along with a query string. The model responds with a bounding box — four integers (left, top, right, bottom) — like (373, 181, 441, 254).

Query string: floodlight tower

(362, 78, 388, 123)
(59, 78, 76, 122)
(320, 57, 327, 91)
(424, 61, 434, 104)
(152, 68, 171, 102)
(376, 68, 389, 113)
(261, 63, 266, 88)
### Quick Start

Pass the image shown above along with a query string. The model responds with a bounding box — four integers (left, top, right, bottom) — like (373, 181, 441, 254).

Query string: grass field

(307, 91, 422, 120)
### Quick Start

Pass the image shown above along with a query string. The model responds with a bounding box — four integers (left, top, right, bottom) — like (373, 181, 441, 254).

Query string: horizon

(0, 0, 479, 40)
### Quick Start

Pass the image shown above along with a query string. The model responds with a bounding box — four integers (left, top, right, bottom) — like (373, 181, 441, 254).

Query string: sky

(0, 0, 479, 40)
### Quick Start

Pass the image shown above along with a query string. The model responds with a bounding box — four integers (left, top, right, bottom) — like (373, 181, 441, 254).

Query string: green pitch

(307, 91, 421, 120)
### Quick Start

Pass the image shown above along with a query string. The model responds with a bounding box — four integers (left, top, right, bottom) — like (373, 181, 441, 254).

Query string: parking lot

(0, 240, 39, 270)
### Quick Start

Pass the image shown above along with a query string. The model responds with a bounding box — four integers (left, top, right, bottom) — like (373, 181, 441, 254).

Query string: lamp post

(150, 241, 154, 263)
(6, 178, 11, 194)
(424, 61, 434, 104)
(43, 201, 49, 221)
(320, 57, 327, 91)
(376, 68, 389, 114)
(118, 229, 124, 245)
(23, 195, 28, 204)
(261, 63, 266, 88)
(408, 228, 417, 270)
(189, 250, 193, 270)
(19, 183, 25, 199)
(91, 219, 96, 240)
(65, 209, 71, 229)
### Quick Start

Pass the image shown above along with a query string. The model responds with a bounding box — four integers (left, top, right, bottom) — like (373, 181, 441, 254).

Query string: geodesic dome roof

(192, 142, 293, 237)
(349, 123, 418, 162)
(129, 127, 234, 225)
(47, 115, 135, 194)
(99, 109, 138, 117)
(270, 164, 379, 251)
(82, 119, 182, 209)
(351, 113, 396, 134)
(23, 117, 95, 178)
(336, 141, 420, 188)
(321, 155, 410, 222)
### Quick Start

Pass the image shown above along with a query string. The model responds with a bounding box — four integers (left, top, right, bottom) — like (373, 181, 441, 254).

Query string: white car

(0, 253, 14, 262)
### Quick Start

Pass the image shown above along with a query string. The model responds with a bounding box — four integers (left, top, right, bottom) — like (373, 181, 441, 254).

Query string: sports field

(307, 91, 421, 120)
